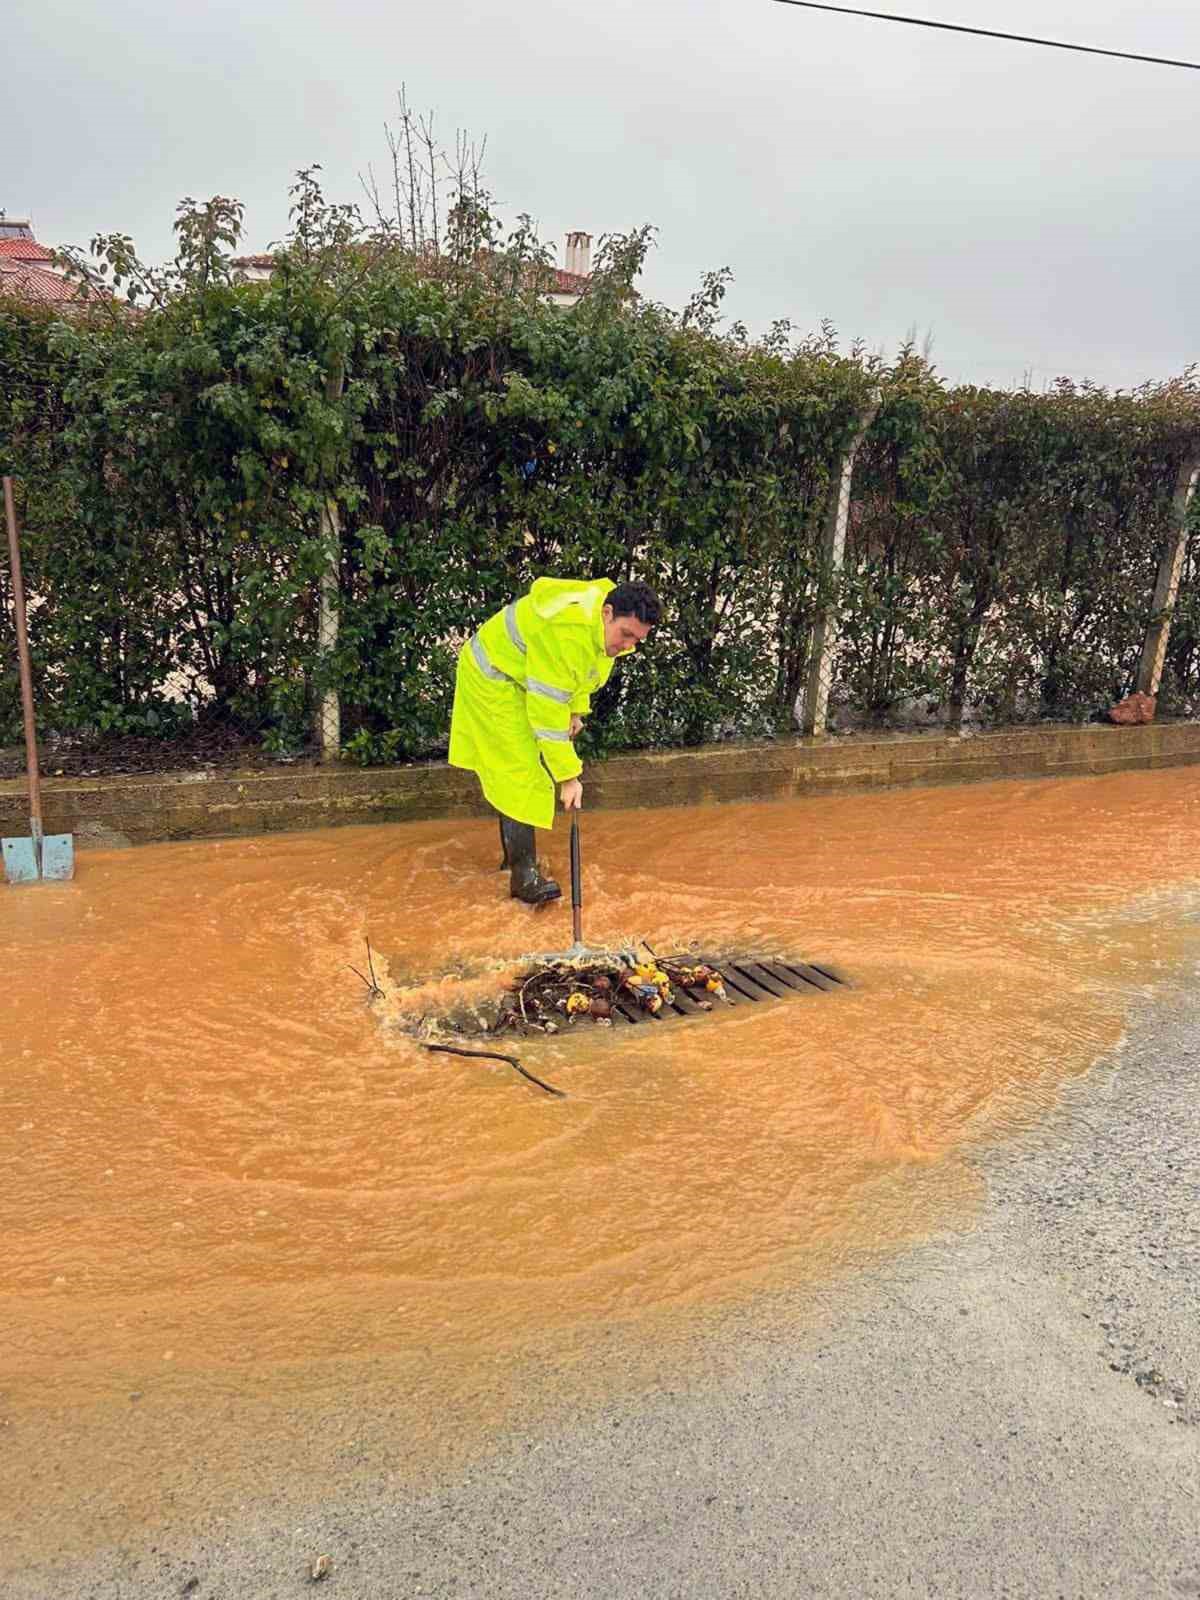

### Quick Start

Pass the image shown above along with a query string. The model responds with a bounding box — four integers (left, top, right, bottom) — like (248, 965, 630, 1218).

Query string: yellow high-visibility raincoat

(449, 577, 621, 829)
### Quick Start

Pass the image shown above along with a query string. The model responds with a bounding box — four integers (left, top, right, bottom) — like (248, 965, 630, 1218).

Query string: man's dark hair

(608, 580, 662, 626)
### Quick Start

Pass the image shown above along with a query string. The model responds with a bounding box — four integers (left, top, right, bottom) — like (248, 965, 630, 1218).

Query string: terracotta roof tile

(550, 266, 590, 295)
(0, 261, 102, 306)
(0, 238, 54, 261)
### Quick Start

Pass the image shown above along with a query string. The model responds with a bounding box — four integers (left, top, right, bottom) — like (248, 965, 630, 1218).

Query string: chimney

(564, 230, 592, 278)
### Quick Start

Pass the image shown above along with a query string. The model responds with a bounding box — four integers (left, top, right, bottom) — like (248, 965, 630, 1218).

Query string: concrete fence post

(799, 390, 881, 737)
(1135, 455, 1200, 700)
(316, 493, 342, 761)
(316, 360, 346, 763)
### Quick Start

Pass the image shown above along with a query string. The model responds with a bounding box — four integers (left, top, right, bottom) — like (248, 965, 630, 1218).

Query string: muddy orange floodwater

(2, 768, 1199, 1543)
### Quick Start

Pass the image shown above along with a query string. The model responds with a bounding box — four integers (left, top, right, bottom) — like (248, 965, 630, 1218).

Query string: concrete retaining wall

(2, 722, 1198, 850)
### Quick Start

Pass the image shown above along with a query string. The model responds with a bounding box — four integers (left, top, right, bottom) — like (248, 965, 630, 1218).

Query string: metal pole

(569, 816, 583, 948)
(3, 477, 44, 857)
(800, 391, 881, 736)
(1136, 456, 1200, 699)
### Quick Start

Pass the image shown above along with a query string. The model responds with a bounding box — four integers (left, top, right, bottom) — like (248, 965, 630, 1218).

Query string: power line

(770, 0, 1200, 72)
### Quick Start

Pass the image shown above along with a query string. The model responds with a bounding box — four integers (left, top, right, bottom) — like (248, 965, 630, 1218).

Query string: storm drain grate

(607, 956, 848, 1026)
(416, 953, 852, 1097)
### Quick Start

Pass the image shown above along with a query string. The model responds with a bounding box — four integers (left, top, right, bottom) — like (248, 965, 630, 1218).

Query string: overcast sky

(9, 0, 1198, 388)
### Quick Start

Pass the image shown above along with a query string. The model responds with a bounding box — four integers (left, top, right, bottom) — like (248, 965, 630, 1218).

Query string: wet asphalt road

(13, 979, 1200, 1600)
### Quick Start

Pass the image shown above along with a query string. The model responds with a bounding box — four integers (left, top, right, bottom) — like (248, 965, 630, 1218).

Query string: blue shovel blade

(2, 836, 40, 884)
(2, 832, 76, 883)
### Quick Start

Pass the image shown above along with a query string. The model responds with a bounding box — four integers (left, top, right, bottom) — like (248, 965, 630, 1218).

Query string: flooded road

(3, 768, 1199, 1555)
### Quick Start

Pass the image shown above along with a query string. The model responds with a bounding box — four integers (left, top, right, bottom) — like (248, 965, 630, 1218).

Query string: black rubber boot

(500, 817, 561, 905)
(497, 814, 510, 871)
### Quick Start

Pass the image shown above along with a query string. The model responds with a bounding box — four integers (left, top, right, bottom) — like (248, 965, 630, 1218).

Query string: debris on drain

(348, 938, 847, 1046)
(495, 953, 729, 1036)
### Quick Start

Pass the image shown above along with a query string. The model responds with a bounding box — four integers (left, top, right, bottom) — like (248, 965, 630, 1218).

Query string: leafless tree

(360, 86, 491, 258)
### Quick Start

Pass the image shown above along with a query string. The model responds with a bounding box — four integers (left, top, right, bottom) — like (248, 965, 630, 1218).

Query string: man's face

(602, 604, 653, 658)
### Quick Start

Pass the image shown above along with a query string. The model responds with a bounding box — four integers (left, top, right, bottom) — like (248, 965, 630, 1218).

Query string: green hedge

(2, 196, 1198, 759)
(847, 365, 1200, 726)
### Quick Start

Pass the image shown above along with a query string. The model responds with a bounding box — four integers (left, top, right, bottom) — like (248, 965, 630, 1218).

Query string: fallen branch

(422, 1042, 566, 1098)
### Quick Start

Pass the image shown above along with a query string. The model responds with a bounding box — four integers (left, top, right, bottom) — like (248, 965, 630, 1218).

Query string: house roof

(230, 253, 276, 269)
(0, 238, 54, 262)
(0, 260, 96, 306)
(549, 266, 590, 296)
(0, 219, 110, 308)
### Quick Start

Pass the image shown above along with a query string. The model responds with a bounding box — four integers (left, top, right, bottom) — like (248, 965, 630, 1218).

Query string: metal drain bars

(607, 956, 847, 1026)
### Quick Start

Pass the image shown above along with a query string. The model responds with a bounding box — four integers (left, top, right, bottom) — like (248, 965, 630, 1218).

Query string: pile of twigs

(494, 949, 729, 1035)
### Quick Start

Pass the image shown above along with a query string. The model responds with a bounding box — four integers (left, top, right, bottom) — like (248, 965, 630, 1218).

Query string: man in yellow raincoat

(449, 577, 662, 903)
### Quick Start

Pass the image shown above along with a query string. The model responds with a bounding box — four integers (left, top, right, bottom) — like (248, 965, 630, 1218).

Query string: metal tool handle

(569, 815, 583, 947)
(3, 477, 42, 843)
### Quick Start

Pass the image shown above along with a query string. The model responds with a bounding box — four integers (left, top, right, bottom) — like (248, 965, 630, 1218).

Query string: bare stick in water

(423, 1043, 567, 1098)
(349, 938, 384, 999)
